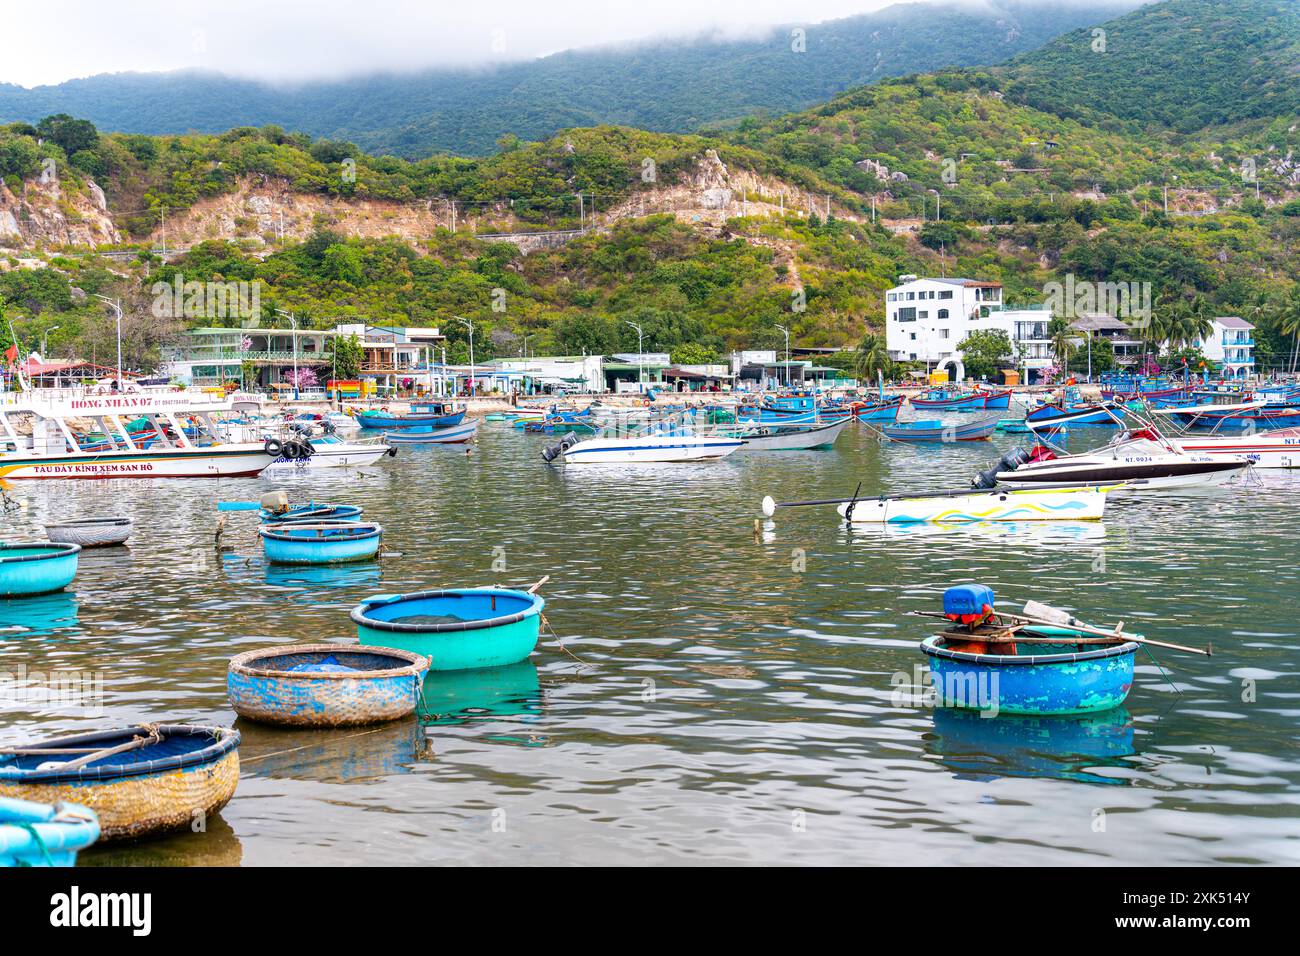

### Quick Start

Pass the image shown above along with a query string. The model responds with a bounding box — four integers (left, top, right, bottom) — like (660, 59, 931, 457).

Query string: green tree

(956, 329, 1013, 381)
(330, 333, 364, 378)
(35, 114, 99, 157)
(670, 342, 721, 365)
(853, 331, 891, 382)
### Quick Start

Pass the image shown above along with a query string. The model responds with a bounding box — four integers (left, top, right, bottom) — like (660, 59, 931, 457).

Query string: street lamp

(92, 295, 122, 388)
(927, 188, 940, 221)
(625, 319, 644, 390)
(40, 325, 60, 359)
(775, 324, 790, 388)
(453, 315, 474, 396)
(274, 309, 299, 401)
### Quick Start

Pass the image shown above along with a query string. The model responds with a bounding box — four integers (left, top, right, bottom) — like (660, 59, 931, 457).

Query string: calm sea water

(3, 419, 1299, 866)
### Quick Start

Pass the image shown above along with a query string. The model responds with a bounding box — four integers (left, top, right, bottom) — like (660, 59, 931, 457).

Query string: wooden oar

(525, 575, 550, 594)
(1009, 601, 1211, 656)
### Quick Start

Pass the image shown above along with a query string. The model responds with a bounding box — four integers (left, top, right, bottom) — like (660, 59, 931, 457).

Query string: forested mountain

(1000, 0, 1300, 134)
(0, 1, 1137, 157)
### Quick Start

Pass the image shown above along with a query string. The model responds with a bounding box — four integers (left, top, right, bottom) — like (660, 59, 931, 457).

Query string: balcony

(1222, 337, 1254, 347)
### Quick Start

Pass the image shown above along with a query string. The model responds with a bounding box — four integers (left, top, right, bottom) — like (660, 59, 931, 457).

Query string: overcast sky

(3, 0, 918, 87)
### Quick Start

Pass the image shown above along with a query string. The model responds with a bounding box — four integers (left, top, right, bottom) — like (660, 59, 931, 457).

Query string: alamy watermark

(151, 275, 262, 322)
(1043, 274, 1152, 326)
(891, 662, 1001, 717)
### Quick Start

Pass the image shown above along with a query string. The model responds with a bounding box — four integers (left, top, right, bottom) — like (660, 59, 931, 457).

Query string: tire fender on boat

(263, 438, 283, 458)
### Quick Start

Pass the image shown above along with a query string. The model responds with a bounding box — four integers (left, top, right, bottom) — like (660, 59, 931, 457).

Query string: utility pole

(93, 295, 123, 387)
(776, 324, 790, 388)
(625, 320, 644, 390)
(274, 309, 299, 401)
(453, 315, 475, 396)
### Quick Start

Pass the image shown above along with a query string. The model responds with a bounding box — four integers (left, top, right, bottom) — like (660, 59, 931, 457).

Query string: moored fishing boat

(727, 418, 851, 451)
(259, 521, 382, 564)
(381, 420, 478, 444)
(351, 587, 545, 671)
(355, 400, 465, 431)
(0, 796, 99, 866)
(760, 484, 1109, 524)
(881, 415, 999, 442)
(1025, 397, 1122, 428)
(542, 423, 742, 463)
(0, 724, 240, 842)
(43, 517, 132, 548)
(0, 543, 80, 597)
(262, 433, 394, 473)
(227, 644, 429, 726)
(978, 389, 1013, 410)
(910, 388, 985, 412)
(852, 396, 905, 422)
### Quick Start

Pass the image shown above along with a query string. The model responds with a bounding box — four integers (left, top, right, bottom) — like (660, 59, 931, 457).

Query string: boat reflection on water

(418, 661, 542, 726)
(927, 706, 1136, 785)
(263, 561, 382, 590)
(0, 591, 80, 637)
(236, 719, 422, 783)
(849, 520, 1108, 546)
(80, 813, 243, 867)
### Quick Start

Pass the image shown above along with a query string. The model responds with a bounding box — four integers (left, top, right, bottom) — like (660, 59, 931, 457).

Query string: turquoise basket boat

(351, 588, 544, 671)
(228, 643, 430, 727)
(259, 503, 363, 523)
(0, 796, 99, 866)
(0, 724, 240, 842)
(921, 628, 1139, 716)
(0, 543, 80, 598)
(259, 521, 382, 564)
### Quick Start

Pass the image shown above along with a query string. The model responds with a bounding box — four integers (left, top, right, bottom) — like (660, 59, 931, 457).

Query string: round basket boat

(228, 644, 430, 727)
(259, 503, 363, 523)
(44, 517, 133, 548)
(0, 796, 100, 866)
(351, 588, 544, 671)
(0, 543, 81, 598)
(259, 521, 381, 564)
(0, 724, 240, 842)
(921, 631, 1139, 716)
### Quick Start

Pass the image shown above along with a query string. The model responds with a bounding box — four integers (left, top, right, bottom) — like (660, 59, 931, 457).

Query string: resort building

(1067, 314, 1146, 371)
(1198, 317, 1255, 379)
(488, 355, 605, 393)
(161, 327, 338, 388)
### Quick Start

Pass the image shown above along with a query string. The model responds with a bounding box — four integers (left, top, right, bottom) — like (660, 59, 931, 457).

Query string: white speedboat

(0, 387, 280, 479)
(1170, 426, 1300, 469)
(760, 485, 1109, 524)
(728, 418, 850, 451)
(261, 433, 393, 474)
(543, 426, 742, 463)
(993, 434, 1248, 490)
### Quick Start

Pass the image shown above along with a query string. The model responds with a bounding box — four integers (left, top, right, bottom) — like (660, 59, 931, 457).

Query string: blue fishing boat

(0, 796, 99, 866)
(882, 416, 999, 442)
(911, 388, 985, 412)
(918, 585, 1139, 716)
(0, 543, 80, 598)
(738, 394, 851, 425)
(381, 420, 478, 444)
(227, 644, 429, 726)
(356, 401, 466, 431)
(853, 396, 904, 422)
(261, 502, 363, 523)
(978, 389, 1013, 410)
(259, 521, 382, 564)
(351, 587, 545, 671)
(0, 724, 240, 842)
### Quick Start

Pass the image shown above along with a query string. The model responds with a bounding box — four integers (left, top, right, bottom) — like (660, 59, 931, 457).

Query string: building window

(939, 290, 953, 299)
(909, 333, 917, 341)
(919, 311, 929, 319)
(898, 307, 917, 322)
(887, 293, 896, 301)
(939, 329, 949, 339)
(938, 309, 949, 319)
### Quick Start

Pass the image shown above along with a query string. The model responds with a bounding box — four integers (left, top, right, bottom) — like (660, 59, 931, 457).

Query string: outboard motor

(972, 445, 1032, 489)
(541, 431, 580, 463)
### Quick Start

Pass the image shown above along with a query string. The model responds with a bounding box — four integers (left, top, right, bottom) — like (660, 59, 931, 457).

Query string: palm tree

(1048, 316, 1075, 370)
(854, 331, 891, 383)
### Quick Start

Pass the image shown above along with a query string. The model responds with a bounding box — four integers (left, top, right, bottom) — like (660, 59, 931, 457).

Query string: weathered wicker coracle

(0, 725, 240, 842)
(227, 644, 429, 727)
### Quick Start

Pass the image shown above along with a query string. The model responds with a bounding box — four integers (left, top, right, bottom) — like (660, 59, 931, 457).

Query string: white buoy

(761, 495, 777, 518)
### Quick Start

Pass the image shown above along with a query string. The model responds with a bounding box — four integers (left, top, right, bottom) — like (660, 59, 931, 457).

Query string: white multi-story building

(884, 275, 1053, 381)
(1198, 317, 1255, 380)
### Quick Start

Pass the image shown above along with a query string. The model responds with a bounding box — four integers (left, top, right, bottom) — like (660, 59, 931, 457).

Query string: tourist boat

(1026, 389, 1122, 427)
(978, 389, 1013, 410)
(738, 394, 851, 425)
(0, 386, 284, 479)
(0, 724, 240, 842)
(727, 418, 851, 451)
(761, 485, 1109, 524)
(43, 517, 133, 548)
(351, 587, 545, 671)
(259, 521, 382, 564)
(381, 420, 478, 444)
(917, 585, 1139, 716)
(543, 424, 743, 463)
(227, 644, 429, 726)
(0, 543, 80, 597)
(991, 433, 1249, 489)
(262, 433, 394, 473)
(0, 796, 99, 866)
(852, 396, 905, 422)
(1169, 426, 1300, 469)
(910, 388, 985, 412)
(1157, 398, 1300, 431)
(355, 400, 466, 431)
(881, 416, 999, 442)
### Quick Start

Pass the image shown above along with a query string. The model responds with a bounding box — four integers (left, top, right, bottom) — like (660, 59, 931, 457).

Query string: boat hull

(997, 457, 1247, 489)
(351, 588, 544, 671)
(835, 487, 1107, 524)
(883, 416, 999, 442)
(0, 544, 80, 597)
(259, 522, 382, 564)
(382, 420, 478, 444)
(227, 644, 429, 727)
(735, 419, 850, 451)
(43, 518, 132, 548)
(562, 435, 742, 463)
(922, 633, 1137, 715)
(854, 399, 904, 422)
(0, 796, 99, 866)
(0, 446, 275, 479)
(1173, 432, 1300, 469)
(263, 443, 390, 472)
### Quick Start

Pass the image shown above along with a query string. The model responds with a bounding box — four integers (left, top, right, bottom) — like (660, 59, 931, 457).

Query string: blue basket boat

(228, 644, 429, 727)
(0, 724, 240, 842)
(351, 588, 545, 671)
(0, 796, 99, 866)
(259, 502, 363, 523)
(0, 543, 80, 598)
(259, 521, 382, 564)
